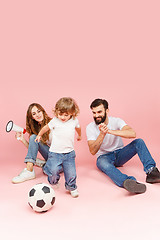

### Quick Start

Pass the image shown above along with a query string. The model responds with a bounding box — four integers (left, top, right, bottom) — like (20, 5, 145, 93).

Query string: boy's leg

(62, 151, 77, 191)
(43, 152, 62, 185)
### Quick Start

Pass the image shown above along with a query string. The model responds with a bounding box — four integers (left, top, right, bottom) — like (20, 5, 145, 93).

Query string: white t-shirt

(86, 116, 127, 157)
(48, 117, 80, 153)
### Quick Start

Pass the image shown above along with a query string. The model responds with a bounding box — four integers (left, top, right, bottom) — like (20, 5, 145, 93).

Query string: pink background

(1, 1, 160, 239)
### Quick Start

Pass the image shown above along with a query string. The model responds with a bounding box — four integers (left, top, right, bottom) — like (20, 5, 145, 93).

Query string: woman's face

(31, 106, 44, 123)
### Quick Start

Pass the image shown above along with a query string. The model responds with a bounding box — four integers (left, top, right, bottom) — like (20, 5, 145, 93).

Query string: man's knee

(133, 138, 145, 147)
(97, 157, 111, 172)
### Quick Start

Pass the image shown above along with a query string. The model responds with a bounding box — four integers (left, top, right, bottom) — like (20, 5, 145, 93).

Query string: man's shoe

(70, 189, 79, 198)
(12, 168, 35, 183)
(146, 167, 160, 183)
(123, 179, 146, 194)
(35, 158, 46, 168)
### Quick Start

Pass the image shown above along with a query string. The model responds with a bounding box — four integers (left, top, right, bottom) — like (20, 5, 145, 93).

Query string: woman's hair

(54, 97, 80, 119)
(26, 103, 52, 144)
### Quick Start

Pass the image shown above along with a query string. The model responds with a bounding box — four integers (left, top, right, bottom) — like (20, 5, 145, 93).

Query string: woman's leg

(25, 134, 49, 171)
(12, 135, 49, 183)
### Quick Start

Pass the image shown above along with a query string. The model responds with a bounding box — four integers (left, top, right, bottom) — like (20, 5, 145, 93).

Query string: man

(86, 98, 160, 194)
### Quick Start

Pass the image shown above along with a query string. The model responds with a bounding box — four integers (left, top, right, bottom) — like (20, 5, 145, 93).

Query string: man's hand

(99, 123, 109, 135)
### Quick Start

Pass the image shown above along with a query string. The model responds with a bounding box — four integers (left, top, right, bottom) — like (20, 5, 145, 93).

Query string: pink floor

(1, 147, 160, 240)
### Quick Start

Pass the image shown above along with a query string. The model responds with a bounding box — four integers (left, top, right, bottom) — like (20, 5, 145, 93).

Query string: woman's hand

(15, 132, 24, 141)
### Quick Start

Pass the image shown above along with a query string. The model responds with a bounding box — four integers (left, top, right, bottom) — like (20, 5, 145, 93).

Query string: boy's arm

(75, 127, 82, 141)
(35, 124, 50, 142)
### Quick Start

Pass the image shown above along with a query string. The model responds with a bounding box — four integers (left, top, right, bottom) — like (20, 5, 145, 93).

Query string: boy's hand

(35, 135, 41, 143)
(77, 135, 82, 141)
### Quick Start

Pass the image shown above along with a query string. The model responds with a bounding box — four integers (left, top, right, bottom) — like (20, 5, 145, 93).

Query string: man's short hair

(90, 98, 109, 110)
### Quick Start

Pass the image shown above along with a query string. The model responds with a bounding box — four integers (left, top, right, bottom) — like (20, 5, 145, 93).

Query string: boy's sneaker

(146, 167, 160, 183)
(35, 158, 46, 168)
(12, 168, 35, 184)
(70, 189, 79, 198)
(123, 179, 146, 194)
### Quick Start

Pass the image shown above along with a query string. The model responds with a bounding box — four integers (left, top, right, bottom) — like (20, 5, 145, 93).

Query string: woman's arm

(15, 132, 29, 148)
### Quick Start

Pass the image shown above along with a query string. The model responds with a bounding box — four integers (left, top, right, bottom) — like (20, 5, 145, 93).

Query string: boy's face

(57, 111, 72, 122)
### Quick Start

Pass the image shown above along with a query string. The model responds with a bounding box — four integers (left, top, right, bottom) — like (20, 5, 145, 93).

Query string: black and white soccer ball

(28, 183, 55, 212)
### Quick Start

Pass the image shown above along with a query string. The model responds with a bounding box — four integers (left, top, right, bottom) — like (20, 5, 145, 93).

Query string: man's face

(91, 104, 107, 125)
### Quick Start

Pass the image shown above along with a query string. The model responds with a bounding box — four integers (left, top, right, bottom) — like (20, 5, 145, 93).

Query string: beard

(94, 112, 106, 125)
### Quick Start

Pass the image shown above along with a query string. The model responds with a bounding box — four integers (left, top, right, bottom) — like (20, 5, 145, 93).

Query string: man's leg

(115, 138, 160, 184)
(97, 152, 136, 187)
(115, 138, 155, 171)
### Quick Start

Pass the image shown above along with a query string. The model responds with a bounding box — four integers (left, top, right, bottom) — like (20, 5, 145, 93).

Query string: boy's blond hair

(54, 97, 80, 119)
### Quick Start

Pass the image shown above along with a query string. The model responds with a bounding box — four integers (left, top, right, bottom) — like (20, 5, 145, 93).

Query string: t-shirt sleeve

(117, 118, 127, 130)
(75, 118, 80, 128)
(48, 119, 55, 130)
(86, 124, 97, 141)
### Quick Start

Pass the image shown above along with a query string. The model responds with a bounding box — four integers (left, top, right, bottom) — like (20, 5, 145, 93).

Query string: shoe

(35, 158, 46, 168)
(70, 189, 79, 198)
(146, 167, 160, 183)
(12, 168, 35, 183)
(123, 179, 146, 194)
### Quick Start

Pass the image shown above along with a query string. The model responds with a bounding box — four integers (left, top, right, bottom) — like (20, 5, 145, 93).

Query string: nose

(61, 115, 65, 120)
(95, 113, 100, 118)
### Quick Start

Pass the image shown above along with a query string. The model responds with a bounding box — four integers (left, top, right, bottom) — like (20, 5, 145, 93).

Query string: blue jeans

(96, 138, 156, 187)
(43, 150, 77, 191)
(25, 134, 50, 165)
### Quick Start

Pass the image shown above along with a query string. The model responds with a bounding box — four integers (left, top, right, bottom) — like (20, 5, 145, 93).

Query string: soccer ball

(28, 183, 55, 212)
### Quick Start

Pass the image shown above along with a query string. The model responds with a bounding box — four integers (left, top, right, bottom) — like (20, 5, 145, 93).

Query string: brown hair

(26, 103, 52, 144)
(54, 97, 80, 119)
(90, 98, 109, 110)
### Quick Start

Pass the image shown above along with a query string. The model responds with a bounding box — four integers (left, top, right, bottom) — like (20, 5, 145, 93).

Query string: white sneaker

(70, 189, 79, 198)
(35, 158, 46, 168)
(12, 168, 35, 183)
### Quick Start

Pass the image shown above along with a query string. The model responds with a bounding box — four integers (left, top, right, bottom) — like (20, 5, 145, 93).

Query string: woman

(12, 103, 52, 183)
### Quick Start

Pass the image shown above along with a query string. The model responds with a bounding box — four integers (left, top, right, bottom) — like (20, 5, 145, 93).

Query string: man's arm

(107, 125, 136, 138)
(88, 124, 136, 156)
(87, 124, 108, 155)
